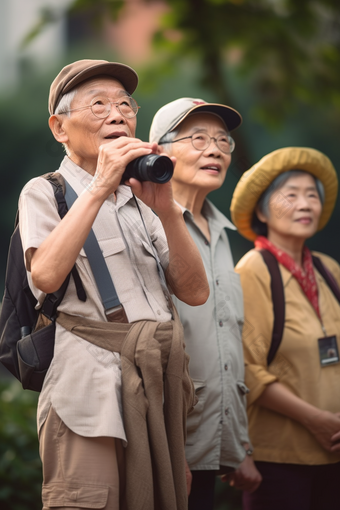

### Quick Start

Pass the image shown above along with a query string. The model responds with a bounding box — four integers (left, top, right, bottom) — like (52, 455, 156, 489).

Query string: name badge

(318, 335, 339, 367)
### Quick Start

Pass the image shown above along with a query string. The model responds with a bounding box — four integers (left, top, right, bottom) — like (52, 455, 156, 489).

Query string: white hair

(158, 129, 179, 154)
(53, 89, 79, 155)
(54, 89, 78, 116)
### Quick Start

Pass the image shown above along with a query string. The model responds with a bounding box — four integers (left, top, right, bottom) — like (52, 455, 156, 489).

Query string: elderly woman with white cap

(231, 147, 340, 510)
(149, 98, 262, 510)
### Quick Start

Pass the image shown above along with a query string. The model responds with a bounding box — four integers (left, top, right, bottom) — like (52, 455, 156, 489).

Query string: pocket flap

(79, 237, 126, 258)
(237, 381, 250, 395)
(42, 484, 109, 508)
(193, 379, 206, 393)
(141, 239, 156, 258)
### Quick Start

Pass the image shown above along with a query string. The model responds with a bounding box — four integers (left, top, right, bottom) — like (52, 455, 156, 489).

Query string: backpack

(259, 249, 340, 365)
(0, 172, 86, 392)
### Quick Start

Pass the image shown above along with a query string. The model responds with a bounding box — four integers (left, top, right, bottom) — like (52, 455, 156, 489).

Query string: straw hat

(230, 147, 338, 241)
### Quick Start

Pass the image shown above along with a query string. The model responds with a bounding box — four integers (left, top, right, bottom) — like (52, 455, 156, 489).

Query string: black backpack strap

(258, 249, 285, 365)
(44, 173, 86, 303)
(312, 255, 340, 304)
(39, 173, 86, 320)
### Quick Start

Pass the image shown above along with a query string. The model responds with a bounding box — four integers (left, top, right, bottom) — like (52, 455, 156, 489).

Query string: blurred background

(1, 0, 340, 508)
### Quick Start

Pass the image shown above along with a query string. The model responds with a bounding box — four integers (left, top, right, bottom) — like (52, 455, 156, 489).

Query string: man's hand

(128, 178, 177, 218)
(90, 138, 158, 199)
(185, 458, 192, 496)
(221, 455, 262, 493)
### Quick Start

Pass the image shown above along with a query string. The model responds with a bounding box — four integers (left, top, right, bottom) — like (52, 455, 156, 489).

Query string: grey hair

(53, 89, 79, 156)
(158, 129, 179, 154)
(54, 89, 78, 116)
(252, 169, 325, 236)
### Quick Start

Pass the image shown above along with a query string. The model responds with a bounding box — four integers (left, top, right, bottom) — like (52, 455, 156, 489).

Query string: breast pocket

(79, 237, 126, 258)
(78, 237, 126, 281)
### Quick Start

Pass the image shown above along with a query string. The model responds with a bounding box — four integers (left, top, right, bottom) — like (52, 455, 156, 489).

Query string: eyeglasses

(62, 96, 140, 119)
(168, 132, 235, 154)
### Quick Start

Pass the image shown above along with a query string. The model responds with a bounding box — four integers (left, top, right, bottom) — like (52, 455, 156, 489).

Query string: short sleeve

(235, 250, 278, 406)
(19, 177, 60, 260)
(18, 177, 60, 306)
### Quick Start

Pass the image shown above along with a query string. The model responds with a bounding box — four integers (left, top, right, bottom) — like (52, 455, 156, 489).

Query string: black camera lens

(121, 154, 173, 184)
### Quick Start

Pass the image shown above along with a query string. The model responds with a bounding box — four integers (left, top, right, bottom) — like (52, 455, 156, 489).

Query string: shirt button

(224, 363, 228, 371)
(204, 240, 209, 245)
(219, 320, 223, 327)
(157, 310, 161, 315)
(216, 279, 219, 285)
(225, 408, 229, 416)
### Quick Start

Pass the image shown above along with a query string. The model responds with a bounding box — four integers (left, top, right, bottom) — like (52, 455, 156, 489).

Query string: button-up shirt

(235, 248, 340, 465)
(172, 199, 250, 470)
(19, 156, 171, 438)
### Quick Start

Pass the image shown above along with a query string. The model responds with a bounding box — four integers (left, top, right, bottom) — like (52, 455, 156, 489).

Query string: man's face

(167, 113, 232, 193)
(58, 77, 137, 172)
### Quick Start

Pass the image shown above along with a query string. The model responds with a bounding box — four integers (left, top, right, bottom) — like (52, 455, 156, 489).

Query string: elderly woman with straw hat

(230, 147, 340, 510)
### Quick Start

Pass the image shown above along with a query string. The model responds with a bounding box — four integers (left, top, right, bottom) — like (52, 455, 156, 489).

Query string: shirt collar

(176, 198, 236, 231)
(59, 156, 133, 207)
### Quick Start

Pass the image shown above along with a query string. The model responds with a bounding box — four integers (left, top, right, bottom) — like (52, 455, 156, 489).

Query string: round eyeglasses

(62, 96, 140, 119)
(167, 132, 235, 154)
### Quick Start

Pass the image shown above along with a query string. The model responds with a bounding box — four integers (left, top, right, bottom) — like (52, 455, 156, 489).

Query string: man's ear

(255, 204, 267, 224)
(48, 115, 68, 143)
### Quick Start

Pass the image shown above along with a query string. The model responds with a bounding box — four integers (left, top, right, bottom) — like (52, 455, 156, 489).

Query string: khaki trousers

(39, 406, 124, 510)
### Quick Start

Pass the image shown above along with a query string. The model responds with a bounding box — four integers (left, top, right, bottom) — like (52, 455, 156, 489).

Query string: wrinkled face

(59, 77, 137, 168)
(167, 113, 232, 192)
(259, 173, 323, 242)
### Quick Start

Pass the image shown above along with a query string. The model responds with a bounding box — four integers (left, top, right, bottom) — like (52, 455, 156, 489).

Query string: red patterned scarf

(255, 235, 320, 319)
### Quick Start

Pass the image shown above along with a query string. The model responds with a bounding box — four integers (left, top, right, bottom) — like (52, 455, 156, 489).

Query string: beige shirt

(235, 249, 340, 465)
(173, 200, 250, 471)
(19, 156, 171, 438)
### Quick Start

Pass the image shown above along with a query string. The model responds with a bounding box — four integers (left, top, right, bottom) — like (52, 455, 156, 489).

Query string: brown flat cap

(48, 59, 138, 115)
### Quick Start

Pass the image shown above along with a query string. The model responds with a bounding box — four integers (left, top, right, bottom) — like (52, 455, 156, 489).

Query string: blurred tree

(0, 380, 41, 510)
(24, 0, 340, 155)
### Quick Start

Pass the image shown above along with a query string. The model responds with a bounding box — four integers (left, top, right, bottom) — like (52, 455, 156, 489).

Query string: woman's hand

(257, 382, 340, 455)
(328, 413, 340, 453)
(305, 410, 340, 453)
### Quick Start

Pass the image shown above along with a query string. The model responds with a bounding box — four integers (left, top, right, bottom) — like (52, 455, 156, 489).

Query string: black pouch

(17, 322, 55, 392)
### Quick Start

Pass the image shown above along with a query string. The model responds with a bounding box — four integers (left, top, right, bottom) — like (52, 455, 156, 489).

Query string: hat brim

(230, 147, 338, 241)
(63, 62, 138, 96)
(170, 103, 242, 133)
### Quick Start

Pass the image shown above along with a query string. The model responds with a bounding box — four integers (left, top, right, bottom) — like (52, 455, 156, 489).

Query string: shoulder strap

(312, 255, 340, 303)
(258, 249, 285, 365)
(40, 173, 86, 320)
(63, 177, 121, 311)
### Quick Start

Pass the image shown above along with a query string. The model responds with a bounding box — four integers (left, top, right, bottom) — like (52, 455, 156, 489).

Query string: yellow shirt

(235, 249, 340, 465)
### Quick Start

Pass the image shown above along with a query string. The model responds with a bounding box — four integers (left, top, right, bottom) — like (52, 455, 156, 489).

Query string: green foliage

(19, 0, 340, 130)
(151, 0, 340, 126)
(0, 380, 41, 510)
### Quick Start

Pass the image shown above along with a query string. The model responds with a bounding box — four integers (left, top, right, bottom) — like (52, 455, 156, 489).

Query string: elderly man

(149, 98, 262, 510)
(18, 61, 209, 510)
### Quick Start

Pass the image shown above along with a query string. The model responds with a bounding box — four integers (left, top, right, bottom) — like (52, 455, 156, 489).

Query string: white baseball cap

(149, 97, 242, 143)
